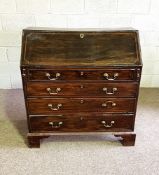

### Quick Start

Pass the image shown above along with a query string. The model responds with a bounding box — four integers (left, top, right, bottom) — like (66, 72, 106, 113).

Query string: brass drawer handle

(48, 103, 62, 111)
(49, 121, 63, 128)
(102, 101, 116, 107)
(101, 120, 115, 128)
(46, 87, 61, 95)
(45, 72, 61, 80)
(103, 73, 119, 80)
(103, 87, 117, 95)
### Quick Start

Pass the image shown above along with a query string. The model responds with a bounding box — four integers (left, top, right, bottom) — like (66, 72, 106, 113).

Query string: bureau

(20, 28, 142, 148)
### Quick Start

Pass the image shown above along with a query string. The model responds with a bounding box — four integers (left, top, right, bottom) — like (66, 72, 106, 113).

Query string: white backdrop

(0, 0, 159, 88)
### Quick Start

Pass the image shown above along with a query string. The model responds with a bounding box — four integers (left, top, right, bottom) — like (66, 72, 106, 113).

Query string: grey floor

(0, 88, 159, 175)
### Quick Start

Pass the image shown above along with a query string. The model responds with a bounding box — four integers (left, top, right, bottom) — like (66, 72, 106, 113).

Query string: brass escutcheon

(80, 71, 84, 76)
(80, 33, 84, 38)
(80, 99, 84, 104)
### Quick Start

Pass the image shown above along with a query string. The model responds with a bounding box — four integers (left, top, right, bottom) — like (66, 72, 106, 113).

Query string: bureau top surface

(21, 28, 142, 68)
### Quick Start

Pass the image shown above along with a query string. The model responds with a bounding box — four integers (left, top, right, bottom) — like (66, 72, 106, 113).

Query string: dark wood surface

(27, 98, 136, 114)
(21, 28, 142, 67)
(20, 28, 142, 148)
(27, 68, 138, 81)
(26, 82, 138, 97)
(27, 132, 136, 148)
(29, 114, 134, 132)
(115, 134, 136, 146)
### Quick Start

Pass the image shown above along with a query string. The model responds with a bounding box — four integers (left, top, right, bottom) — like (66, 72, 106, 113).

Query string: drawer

(28, 69, 137, 81)
(26, 82, 138, 97)
(27, 98, 136, 115)
(29, 113, 134, 132)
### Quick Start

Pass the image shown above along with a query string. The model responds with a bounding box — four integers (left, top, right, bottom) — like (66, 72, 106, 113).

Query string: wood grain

(26, 82, 138, 97)
(27, 98, 136, 114)
(28, 69, 137, 81)
(29, 113, 134, 132)
(21, 30, 142, 67)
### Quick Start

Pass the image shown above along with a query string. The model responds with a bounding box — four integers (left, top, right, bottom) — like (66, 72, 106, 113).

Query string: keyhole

(80, 99, 84, 104)
(80, 117, 83, 120)
(80, 85, 84, 88)
(80, 72, 84, 76)
(80, 33, 84, 38)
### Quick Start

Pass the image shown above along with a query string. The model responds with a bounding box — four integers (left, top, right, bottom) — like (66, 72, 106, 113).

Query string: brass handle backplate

(46, 87, 61, 95)
(102, 101, 116, 108)
(103, 87, 117, 95)
(101, 120, 115, 128)
(103, 73, 119, 80)
(45, 72, 61, 80)
(49, 121, 63, 128)
(48, 103, 62, 111)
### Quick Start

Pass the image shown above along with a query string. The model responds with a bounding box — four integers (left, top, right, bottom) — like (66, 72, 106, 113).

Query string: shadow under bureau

(20, 28, 142, 148)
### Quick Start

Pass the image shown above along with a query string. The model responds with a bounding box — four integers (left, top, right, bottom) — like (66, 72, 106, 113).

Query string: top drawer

(27, 69, 137, 81)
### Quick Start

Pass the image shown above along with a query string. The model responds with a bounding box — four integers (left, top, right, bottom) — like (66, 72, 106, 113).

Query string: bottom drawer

(29, 113, 135, 132)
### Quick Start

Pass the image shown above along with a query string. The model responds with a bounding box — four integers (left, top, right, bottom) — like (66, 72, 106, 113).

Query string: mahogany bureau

(20, 27, 142, 148)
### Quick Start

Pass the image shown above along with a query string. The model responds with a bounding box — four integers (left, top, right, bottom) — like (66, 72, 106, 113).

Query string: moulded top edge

(23, 27, 138, 32)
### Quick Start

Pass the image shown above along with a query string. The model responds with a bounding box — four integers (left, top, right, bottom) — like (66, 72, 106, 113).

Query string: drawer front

(27, 98, 136, 115)
(26, 82, 138, 97)
(28, 69, 137, 81)
(29, 113, 134, 132)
